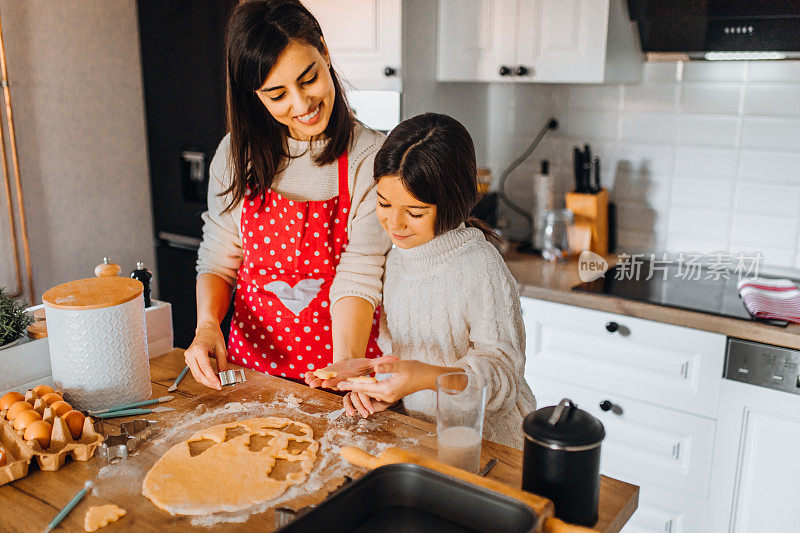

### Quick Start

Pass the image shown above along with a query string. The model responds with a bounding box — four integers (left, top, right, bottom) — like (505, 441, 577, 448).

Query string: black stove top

(573, 262, 788, 326)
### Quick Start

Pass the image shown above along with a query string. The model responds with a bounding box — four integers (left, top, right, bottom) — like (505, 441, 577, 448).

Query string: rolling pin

(340, 446, 595, 533)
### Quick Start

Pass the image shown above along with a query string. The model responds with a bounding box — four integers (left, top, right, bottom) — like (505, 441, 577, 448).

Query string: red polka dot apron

(228, 152, 381, 379)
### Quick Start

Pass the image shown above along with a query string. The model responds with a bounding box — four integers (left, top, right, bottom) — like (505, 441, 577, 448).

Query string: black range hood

(627, 1, 800, 59)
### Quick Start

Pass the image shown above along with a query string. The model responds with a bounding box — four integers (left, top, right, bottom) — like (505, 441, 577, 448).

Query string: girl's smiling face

(376, 175, 437, 249)
(255, 40, 335, 141)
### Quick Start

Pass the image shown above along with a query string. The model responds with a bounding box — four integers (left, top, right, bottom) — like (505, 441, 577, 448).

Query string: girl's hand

(184, 322, 228, 390)
(344, 392, 393, 418)
(337, 357, 454, 404)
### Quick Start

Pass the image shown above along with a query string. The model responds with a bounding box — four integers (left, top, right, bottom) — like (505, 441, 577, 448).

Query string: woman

(185, 0, 390, 394)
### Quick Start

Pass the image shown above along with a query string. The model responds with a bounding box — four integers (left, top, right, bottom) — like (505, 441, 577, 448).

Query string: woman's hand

(303, 357, 376, 389)
(344, 392, 393, 418)
(336, 357, 462, 405)
(184, 321, 228, 390)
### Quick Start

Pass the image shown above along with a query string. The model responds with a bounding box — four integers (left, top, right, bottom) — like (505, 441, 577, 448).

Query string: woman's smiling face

(255, 40, 335, 141)
(376, 175, 437, 249)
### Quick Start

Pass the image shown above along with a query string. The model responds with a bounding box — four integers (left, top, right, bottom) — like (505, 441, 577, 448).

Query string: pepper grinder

(130, 261, 153, 308)
(94, 257, 121, 277)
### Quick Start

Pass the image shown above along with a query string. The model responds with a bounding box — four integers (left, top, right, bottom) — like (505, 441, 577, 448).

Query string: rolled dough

(141, 417, 318, 515)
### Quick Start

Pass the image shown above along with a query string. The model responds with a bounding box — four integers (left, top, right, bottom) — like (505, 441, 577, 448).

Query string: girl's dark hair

(223, 0, 353, 211)
(373, 113, 498, 241)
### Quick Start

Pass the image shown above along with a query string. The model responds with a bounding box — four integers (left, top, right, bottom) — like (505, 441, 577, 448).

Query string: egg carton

(0, 389, 104, 473)
(0, 419, 34, 485)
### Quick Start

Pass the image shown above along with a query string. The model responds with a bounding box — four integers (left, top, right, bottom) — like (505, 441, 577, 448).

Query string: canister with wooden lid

(42, 277, 152, 411)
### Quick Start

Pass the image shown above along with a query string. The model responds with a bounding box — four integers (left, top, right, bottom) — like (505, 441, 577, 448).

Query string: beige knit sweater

(378, 225, 537, 449)
(196, 122, 392, 308)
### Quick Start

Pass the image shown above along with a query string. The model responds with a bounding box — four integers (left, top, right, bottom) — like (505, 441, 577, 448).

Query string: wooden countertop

(505, 251, 800, 351)
(1, 349, 638, 532)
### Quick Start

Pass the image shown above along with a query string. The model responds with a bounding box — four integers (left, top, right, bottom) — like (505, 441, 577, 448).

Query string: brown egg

(62, 410, 85, 440)
(24, 420, 52, 450)
(32, 384, 54, 397)
(13, 409, 42, 431)
(6, 400, 33, 421)
(40, 392, 63, 406)
(0, 391, 24, 411)
(50, 400, 72, 417)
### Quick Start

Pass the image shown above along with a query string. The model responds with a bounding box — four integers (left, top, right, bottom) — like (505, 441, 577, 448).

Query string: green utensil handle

(92, 398, 158, 414)
(95, 408, 152, 419)
(45, 481, 92, 532)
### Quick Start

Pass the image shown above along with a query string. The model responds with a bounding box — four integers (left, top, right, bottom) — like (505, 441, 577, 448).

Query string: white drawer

(622, 482, 714, 533)
(521, 298, 726, 418)
(531, 377, 716, 499)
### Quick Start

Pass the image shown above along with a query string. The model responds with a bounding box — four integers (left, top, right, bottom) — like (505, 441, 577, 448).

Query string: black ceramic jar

(522, 398, 606, 527)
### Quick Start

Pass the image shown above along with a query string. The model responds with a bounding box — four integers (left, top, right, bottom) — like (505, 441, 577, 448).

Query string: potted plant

(0, 287, 32, 350)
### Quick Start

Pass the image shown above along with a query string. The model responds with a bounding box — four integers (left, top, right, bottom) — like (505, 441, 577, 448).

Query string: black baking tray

(278, 463, 539, 533)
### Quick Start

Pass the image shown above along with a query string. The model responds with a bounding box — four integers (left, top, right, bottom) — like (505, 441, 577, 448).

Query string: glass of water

(436, 372, 488, 473)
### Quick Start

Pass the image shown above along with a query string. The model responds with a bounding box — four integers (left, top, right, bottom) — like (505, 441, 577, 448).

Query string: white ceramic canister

(42, 276, 152, 410)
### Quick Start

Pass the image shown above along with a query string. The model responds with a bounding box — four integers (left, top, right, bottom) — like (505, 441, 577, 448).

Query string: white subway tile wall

(537, 61, 800, 268)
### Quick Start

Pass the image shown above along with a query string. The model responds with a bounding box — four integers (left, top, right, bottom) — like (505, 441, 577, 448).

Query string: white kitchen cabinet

(533, 376, 716, 533)
(304, 0, 401, 91)
(521, 297, 727, 532)
(436, 0, 518, 82)
(708, 380, 800, 533)
(520, 298, 727, 418)
(437, 0, 641, 83)
(532, 377, 716, 499)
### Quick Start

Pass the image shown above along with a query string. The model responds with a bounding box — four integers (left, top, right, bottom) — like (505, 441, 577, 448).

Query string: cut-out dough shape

(84, 504, 126, 531)
(312, 369, 337, 380)
(142, 418, 318, 515)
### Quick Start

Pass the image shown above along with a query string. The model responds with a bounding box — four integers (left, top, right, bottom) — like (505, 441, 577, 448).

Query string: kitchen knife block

(565, 188, 608, 256)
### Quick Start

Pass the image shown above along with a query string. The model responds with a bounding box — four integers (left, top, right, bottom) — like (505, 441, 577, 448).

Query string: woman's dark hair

(373, 113, 498, 241)
(222, 0, 353, 211)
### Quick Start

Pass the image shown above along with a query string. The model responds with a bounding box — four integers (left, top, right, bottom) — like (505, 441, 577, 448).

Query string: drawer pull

(605, 321, 619, 333)
(599, 400, 623, 415)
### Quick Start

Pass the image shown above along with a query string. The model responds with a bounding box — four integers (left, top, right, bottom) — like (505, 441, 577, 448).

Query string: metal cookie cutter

(99, 419, 158, 463)
(219, 369, 247, 387)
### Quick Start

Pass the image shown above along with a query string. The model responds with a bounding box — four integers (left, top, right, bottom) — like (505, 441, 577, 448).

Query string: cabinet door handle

(498, 65, 511, 76)
(515, 65, 530, 76)
(383, 66, 397, 77)
(599, 400, 623, 415)
(605, 321, 619, 333)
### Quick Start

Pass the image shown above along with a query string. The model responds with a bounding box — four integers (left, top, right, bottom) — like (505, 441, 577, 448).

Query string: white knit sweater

(378, 226, 537, 449)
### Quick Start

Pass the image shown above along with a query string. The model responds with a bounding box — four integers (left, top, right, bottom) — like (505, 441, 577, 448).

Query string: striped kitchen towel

(737, 278, 800, 324)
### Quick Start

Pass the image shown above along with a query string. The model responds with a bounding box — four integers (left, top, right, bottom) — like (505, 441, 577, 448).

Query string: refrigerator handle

(159, 232, 201, 251)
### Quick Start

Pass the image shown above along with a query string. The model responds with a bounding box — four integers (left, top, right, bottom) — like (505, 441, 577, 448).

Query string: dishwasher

(708, 338, 800, 533)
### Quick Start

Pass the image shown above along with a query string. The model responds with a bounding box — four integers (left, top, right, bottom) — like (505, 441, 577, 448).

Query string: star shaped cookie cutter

(219, 369, 247, 387)
(98, 419, 158, 463)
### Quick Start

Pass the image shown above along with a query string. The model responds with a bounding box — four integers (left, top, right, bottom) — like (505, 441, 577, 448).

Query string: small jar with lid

(522, 398, 605, 527)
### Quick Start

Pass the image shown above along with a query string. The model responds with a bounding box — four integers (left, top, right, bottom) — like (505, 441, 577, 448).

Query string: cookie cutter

(219, 369, 247, 387)
(98, 419, 158, 463)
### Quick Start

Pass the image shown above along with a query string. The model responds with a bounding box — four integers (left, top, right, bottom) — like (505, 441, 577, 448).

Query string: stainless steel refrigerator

(138, 0, 235, 348)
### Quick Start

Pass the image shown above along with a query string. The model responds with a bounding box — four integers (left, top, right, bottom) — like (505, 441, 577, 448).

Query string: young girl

(315, 112, 537, 449)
